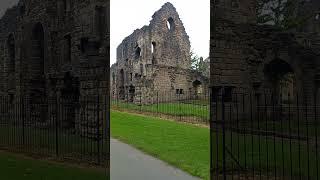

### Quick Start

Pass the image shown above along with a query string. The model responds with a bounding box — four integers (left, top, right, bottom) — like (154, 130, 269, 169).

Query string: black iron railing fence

(210, 89, 320, 180)
(0, 94, 109, 166)
(111, 90, 210, 125)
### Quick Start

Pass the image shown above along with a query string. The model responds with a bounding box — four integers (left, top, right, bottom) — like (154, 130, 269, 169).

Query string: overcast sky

(0, 0, 19, 18)
(111, 0, 210, 65)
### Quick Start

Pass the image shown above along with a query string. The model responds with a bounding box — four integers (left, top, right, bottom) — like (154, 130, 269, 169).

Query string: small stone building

(0, 0, 110, 136)
(111, 2, 209, 104)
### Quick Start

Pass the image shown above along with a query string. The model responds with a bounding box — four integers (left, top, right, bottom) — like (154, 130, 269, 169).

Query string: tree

(190, 50, 200, 70)
(190, 50, 208, 73)
(256, 0, 313, 30)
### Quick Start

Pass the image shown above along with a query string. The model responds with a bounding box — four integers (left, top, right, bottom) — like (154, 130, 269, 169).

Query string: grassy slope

(111, 110, 210, 179)
(0, 151, 107, 180)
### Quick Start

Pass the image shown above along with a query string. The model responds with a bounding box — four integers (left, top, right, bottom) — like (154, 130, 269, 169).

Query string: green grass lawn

(112, 100, 209, 121)
(111, 110, 319, 179)
(0, 151, 107, 180)
(111, 110, 210, 179)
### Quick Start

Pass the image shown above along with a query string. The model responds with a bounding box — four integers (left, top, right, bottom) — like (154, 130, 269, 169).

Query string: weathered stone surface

(0, 0, 109, 136)
(111, 2, 209, 104)
(210, 0, 320, 103)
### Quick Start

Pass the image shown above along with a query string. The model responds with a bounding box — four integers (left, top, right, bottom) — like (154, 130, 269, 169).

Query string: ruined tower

(112, 2, 208, 104)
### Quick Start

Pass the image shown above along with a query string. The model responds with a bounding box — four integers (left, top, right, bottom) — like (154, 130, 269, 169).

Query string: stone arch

(263, 58, 296, 103)
(151, 42, 156, 54)
(135, 46, 141, 59)
(167, 17, 175, 31)
(192, 80, 203, 97)
(262, 50, 304, 94)
(30, 22, 46, 99)
(151, 42, 157, 64)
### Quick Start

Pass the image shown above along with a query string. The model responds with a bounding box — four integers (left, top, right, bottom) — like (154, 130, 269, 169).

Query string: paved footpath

(110, 138, 200, 180)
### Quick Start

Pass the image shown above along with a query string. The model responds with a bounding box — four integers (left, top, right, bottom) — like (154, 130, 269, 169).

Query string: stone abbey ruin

(0, 0, 109, 136)
(211, 0, 320, 104)
(110, 2, 209, 104)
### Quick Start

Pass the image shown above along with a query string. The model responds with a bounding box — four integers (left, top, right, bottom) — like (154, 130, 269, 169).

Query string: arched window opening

(31, 22, 47, 122)
(151, 42, 156, 54)
(135, 47, 141, 59)
(112, 72, 115, 84)
(151, 42, 157, 64)
(119, 69, 124, 87)
(32, 23, 45, 75)
(119, 69, 125, 100)
(95, 6, 107, 40)
(64, 34, 72, 62)
(167, 17, 175, 31)
(63, 0, 67, 13)
(20, 5, 25, 16)
(7, 34, 15, 73)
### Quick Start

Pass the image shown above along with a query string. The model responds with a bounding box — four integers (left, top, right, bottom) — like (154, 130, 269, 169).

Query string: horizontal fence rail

(0, 94, 109, 167)
(111, 90, 210, 125)
(211, 89, 320, 180)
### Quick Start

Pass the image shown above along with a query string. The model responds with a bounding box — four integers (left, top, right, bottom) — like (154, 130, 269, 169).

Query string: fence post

(221, 88, 226, 180)
(157, 92, 159, 115)
(96, 93, 100, 165)
(55, 93, 59, 157)
(179, 93, 182, 121)
(22, 96, 25, 146)
(209, 87, 214, 179)
(127, 90, 129, 109)
(140, 91, 142, 112)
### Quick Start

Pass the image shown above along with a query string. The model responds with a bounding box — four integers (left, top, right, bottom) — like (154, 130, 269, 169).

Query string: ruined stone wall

(0, 0, 109, 136)
(112, 2, 208, 104)
(0, 5, 20, 96)
(211, 0, 320, 103)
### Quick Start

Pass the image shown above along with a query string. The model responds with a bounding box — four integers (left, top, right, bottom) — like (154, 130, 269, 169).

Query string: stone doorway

(264, 58, 296, 104)
(128, 85, 135, 103)
(192, 80, 203, 98)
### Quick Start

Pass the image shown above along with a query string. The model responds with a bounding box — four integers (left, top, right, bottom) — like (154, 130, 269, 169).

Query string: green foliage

(190, 50, 208, 73)
(256, 0, 313, 30)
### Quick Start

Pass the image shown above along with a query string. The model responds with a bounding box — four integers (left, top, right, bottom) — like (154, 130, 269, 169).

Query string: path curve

(111, 138, 200, 180)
